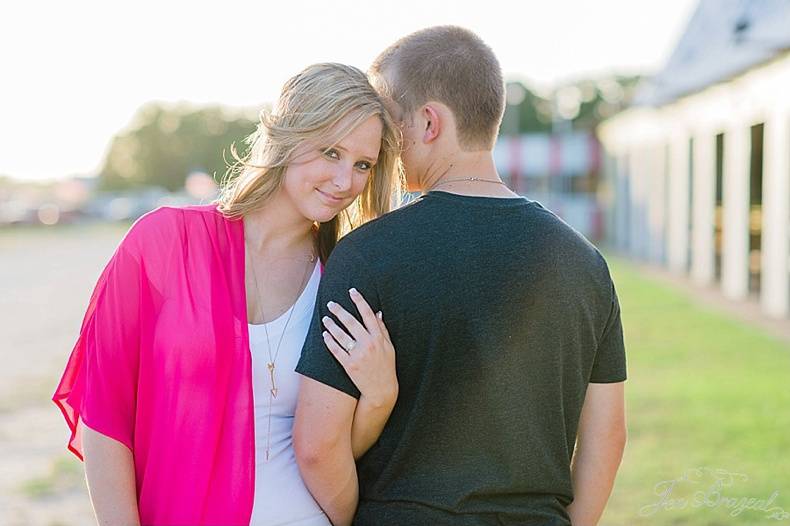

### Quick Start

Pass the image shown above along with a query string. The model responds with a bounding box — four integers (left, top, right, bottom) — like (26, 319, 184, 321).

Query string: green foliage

(98, 103, 258, 191)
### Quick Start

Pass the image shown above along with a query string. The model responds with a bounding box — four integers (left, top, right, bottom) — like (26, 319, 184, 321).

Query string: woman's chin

(304, 196, 354, 224)
(309, 207, 342, 224)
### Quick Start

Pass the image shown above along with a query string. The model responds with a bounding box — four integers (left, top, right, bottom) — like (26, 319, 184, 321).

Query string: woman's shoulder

(138, 202, 224, 223)
(121, 203, 235, 256)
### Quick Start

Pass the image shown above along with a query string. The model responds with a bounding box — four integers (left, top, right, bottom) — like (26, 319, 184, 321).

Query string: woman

(52, 63, 402, 525)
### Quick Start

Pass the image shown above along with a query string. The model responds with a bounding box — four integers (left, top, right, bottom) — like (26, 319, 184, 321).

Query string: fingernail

(322, 316, 330, 323)
(322, 331, 329, 338)
(349, 288, 358, 296)
(327, 301, 336, 309)
(377, 311, 383, 320)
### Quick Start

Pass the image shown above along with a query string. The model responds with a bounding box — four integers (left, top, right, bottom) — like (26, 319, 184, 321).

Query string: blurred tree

(99, 103, 258, 191)
(569, 74, 642, 131)
(501, 81, 552, 135)
(99, 75, 641, 192)
(499, 75, 641, 136)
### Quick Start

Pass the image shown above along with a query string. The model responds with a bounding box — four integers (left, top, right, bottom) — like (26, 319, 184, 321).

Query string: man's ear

(421, 104, 441, 144)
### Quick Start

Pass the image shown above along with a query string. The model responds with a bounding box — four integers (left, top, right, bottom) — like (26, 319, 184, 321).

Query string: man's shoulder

(322, 199, 429, 276)
(527, 200, 605, 255)
(536, 209, 615, 296)
(339, 197, 430, 246)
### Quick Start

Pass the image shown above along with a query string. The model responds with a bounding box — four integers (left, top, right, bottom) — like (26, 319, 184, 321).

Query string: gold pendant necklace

(245, 242, 315, 461)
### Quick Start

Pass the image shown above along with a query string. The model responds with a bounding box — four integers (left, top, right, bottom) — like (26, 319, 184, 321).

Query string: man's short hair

(370, 26, 505, 150)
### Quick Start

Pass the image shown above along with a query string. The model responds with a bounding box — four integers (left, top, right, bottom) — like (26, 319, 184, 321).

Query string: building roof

(634, 0, 790, 106)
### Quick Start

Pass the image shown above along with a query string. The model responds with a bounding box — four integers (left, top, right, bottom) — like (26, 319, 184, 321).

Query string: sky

(0, 0, 698, 182)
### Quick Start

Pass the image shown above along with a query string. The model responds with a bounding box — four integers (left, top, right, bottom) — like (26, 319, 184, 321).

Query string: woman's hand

(322, 288, 398, 408)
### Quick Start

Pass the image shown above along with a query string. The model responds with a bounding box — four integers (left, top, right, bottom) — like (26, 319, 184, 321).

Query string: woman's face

(282, 114, 383, 224)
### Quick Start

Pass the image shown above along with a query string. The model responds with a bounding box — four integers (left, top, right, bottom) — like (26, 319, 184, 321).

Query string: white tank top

(248, 263, 331, 526)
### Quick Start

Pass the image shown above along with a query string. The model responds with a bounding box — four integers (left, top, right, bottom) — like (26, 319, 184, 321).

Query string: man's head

(370, 26, 505, 189)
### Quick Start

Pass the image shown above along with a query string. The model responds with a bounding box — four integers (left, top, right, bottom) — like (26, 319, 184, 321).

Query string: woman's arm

(82, 424, 141, 526)
(321, 289, 398, 460)
(294, 378, 359, 526)
(350, 390, 397, 459)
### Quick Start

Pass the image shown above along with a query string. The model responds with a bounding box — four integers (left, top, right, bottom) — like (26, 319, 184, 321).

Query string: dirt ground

(0, 223, 129, 526)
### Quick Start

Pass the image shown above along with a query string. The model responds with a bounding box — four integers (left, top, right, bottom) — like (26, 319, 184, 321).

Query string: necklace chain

(429, 176, 507, 190)
(245, 240, 315, 461)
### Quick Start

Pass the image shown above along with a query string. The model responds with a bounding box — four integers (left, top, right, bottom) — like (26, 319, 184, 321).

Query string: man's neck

(421, 150, 519, 198)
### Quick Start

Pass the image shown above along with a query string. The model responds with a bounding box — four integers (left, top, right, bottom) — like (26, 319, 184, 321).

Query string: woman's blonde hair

(216, 63, 403, 262)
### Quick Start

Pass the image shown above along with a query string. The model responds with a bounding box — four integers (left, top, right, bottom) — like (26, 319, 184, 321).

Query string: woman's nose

(331, 163, 354, 192)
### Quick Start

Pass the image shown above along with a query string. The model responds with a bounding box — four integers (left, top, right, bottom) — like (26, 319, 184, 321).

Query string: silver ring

(345, 340, 356, 352)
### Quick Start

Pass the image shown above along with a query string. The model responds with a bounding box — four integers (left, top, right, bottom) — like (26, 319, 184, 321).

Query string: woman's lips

(316, 188, 345, 205)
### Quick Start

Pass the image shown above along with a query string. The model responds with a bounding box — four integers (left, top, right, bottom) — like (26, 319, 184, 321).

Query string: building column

(643, 144, 658, 262)
(721, 122, 750, 300)
(627, 148, 644, 258)
(637, 146, 653, 261)
(612, 154, 628, 250)
(659, 143, 669, 265)
(667, 134, 691, 272)
(691, 131, 715, 285)
(760, 111, 790, 317)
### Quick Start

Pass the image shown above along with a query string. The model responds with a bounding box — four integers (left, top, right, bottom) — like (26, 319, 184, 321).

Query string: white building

(598, 0, 790, 318)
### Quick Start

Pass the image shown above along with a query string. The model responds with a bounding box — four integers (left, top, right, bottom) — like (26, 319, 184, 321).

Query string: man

(294, 26, 627, 526)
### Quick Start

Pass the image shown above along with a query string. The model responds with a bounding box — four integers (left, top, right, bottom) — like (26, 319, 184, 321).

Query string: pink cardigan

(53, 204, 261, 524)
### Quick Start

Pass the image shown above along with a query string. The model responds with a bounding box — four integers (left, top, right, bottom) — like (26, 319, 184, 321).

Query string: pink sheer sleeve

(52, 235, 142, 461)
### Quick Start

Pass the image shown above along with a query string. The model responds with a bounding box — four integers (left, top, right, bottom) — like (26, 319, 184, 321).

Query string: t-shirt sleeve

(295, 241, 379, 399)
(52, 236, 142, 460)
(589, 280, 627, 383)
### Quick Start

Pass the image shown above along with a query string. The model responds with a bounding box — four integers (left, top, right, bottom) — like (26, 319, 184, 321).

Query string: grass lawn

(601, 257, 790, 525)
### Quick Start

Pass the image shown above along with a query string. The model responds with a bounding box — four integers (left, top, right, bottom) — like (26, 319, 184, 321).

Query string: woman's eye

(323, 148, 339, 160)
(356, 161, 372, 172)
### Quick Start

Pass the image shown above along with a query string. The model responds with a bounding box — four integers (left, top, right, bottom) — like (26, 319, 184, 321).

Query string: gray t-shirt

(296, 190, 627, 525)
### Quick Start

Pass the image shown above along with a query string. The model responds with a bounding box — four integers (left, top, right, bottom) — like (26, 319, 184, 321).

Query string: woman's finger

(349, 288, 381, 336)
(327, 301, 367, 341)
(323, 331, 351, 366)
(322, 316, 356, 351)
(376, 311, 390, 340)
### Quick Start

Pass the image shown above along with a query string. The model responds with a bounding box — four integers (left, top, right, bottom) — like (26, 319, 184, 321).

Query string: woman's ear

(421, 104, 441, 144)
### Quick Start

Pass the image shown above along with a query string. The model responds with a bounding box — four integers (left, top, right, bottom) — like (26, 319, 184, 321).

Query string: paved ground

(0, 223, 128, 526)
